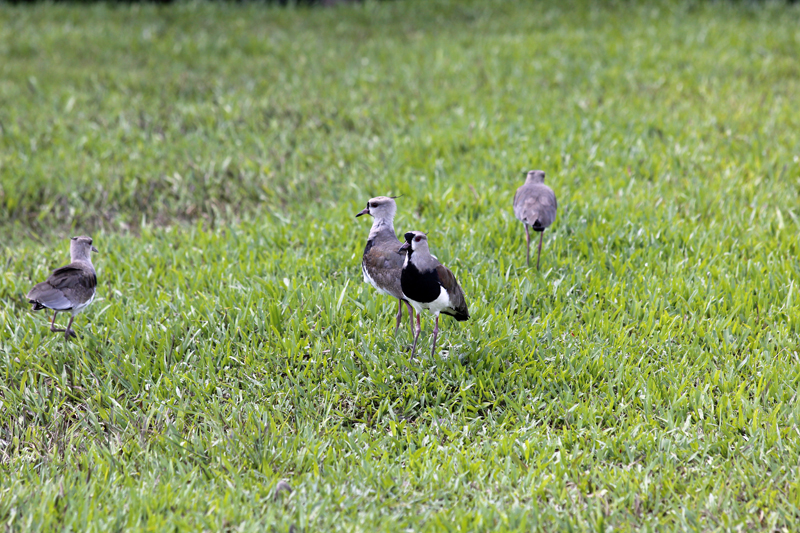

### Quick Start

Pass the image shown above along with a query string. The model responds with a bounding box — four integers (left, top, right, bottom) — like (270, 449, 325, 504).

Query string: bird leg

(410, 311, 422, 358)
(405, 300, 415, 334)
(536, 231, 544, 270)
(50, 312, 66, 333)
(525, 225, 531, 266)
(394, 298, 404, 333)
(430, 314, 440, 358)
(64, 315, 77, 340)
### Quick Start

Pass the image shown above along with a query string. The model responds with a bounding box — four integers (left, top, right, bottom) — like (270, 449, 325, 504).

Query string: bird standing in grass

(356, 196, 415, 332)
(27, 236, 98, 340)
(513, 170, 557, 269)
(399, 231, 469, 357)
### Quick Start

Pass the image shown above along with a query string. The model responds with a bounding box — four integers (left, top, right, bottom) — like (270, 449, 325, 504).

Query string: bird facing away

(27, 236, 98, 340)
(399, 231, 469, 358)
(356, 196, 415, 332)
(513, 170, 557, 269)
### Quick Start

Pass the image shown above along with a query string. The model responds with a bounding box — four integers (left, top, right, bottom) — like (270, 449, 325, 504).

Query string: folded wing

(27, 264, 97, 311)
(435, 264, 469, 321)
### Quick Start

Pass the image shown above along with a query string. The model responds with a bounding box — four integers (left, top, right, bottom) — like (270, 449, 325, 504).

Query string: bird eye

(414, 236, 422, 242)
(71, 237, 77, 241)
(369, 202, 376, 208)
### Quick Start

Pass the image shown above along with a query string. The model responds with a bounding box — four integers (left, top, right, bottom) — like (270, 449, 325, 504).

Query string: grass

(1, 0, 800, 530)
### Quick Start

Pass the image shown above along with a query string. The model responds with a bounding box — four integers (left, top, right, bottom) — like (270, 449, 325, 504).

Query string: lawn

(1, 0, 800, 530)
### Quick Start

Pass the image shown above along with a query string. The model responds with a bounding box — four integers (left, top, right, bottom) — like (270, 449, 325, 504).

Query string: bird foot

(64, 329, 78, 340)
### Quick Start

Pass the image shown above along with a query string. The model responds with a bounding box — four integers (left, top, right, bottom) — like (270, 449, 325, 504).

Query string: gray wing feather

(27, 262, 96, 311)
(27, 282, 73, 310)
(513, 183, 557, 228)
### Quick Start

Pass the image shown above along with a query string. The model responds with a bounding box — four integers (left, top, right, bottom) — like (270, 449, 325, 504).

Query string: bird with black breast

(399, 231, 468, 358)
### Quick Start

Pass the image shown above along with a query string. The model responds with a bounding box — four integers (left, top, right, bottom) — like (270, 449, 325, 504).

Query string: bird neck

(70, 250, 94, 267)
(407, 248, 437, 271)
(369, 216, 395, 236)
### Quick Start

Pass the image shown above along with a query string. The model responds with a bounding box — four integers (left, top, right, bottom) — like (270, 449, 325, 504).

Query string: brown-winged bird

(356, 196, 415, 332)
(399, 231, 469, 358)
(27, 236, 98, 340)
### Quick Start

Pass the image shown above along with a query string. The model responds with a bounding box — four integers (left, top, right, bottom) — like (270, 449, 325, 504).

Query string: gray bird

(513, 170, 557, 269)
(27, 236, 98, 340)
(399, 231, 469, 358)
(356, 196, 415, 332)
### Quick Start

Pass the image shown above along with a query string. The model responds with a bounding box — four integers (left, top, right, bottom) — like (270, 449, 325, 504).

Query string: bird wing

(435, 264, 469, 320)
(27, 281, 73, 310)
(513, 183, 557, 228)
(28, 263, 97, 310)
(363, 235, 405, 299)
(49, 264, 96, 290)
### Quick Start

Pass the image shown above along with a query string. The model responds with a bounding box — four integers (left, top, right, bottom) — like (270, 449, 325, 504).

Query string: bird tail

(531, 218, 546, 232)
(29, 299, 46, 311)
(444, 308, 469, 321)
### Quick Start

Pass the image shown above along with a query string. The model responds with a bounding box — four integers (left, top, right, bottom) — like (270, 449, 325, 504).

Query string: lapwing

(513, 170, 557, 269)
(356, 196, 415, 332)
(399, 231, 469, 357)
(27, 235, 98, 340)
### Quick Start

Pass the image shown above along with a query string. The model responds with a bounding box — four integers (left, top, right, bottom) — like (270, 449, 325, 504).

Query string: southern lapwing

(399, 231, 469, 357)
(27, 235, 98, 340)
(356, 196, 415, 332)
(513, 170, 557, 269)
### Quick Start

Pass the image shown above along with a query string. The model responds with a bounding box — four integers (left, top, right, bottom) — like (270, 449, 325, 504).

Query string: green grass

(2, 0, 800, 530)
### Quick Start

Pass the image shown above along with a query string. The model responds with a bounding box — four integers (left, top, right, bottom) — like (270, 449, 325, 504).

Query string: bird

(27, 235, 98, 340)
(399, 231, 469, 357)
(513, 170, 557, 269)
(355, 196, 415, 332)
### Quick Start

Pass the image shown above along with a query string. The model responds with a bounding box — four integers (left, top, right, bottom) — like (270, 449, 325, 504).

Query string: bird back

(513, 183, 557, 229)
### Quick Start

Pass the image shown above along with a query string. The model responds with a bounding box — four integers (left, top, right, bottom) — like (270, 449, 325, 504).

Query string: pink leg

(525, 225, 531, 266)
(405, 301, 415, 334)
(411, 311, 422, 358)
(536, 231, 544, 270)
(64, 315, 76, 340)
(50, 312, 66, 333)
(394, 299, 404, 333)
(430, 314, 440, 358)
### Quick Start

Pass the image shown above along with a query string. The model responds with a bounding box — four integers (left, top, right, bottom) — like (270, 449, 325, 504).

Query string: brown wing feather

(435, 264, 469, 321)
(363, 233, 405, 300)
(27, 262, 96, 311)
(49, 264, 97, 290)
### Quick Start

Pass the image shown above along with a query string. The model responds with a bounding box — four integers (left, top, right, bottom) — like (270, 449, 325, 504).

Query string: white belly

(407, 286, 451, 316)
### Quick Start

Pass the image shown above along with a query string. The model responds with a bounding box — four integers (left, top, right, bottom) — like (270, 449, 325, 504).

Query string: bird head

(525, 170, 546, 184)
(70, 235, 98, 261)
(398, 231, 428, 255)
(355, 196, 399, 221)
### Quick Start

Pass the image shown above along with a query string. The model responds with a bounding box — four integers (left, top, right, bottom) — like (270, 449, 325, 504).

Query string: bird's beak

(355, 207, 369, 218)
(398, 242, 410, 253)
(91, 246, 99, 253)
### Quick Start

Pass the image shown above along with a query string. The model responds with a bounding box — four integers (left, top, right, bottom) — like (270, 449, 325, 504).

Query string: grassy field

(2, 0, 800, 530)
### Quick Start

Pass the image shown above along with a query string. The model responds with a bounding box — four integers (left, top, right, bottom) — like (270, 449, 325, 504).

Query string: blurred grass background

(1, 0, 800, 531)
